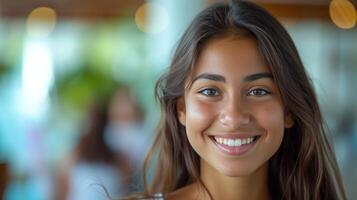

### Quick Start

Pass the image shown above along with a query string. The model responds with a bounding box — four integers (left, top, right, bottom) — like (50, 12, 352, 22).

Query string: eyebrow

(192, 72, 273, 84)
(192, 73, 226, 83)
(243, 72, 273, 82)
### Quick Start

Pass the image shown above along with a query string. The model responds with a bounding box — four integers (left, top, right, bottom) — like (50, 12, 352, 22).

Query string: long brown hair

(141, 1, 347, 199)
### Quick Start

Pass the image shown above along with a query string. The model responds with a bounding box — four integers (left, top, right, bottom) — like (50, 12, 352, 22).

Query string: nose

(219, 98, 250, 130)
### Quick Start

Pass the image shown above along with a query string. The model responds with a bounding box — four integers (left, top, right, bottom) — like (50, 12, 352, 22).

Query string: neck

(199, 160, 271, 200)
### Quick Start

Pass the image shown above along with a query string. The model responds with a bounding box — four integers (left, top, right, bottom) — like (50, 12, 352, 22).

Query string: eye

(198, 88, 220, 97)
(247, 88, 270, 96)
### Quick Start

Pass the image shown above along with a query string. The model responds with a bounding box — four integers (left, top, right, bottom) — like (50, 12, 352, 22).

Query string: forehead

(192, 36, 270, 79)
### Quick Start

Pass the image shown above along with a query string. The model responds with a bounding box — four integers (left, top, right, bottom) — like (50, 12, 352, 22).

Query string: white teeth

(214, 136, 256, 147)
(223, 139, 228, 145)
(228, 140, 234, 146)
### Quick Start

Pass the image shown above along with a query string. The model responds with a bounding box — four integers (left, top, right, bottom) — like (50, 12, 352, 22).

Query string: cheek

(252, 101, 285, 143)
(258, 104, 284, 129)
(185, 98, 217, 134)
(253, 101, 284, 137)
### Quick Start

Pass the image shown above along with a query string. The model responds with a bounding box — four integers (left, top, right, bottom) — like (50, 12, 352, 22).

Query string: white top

(67, 162, 124, 200)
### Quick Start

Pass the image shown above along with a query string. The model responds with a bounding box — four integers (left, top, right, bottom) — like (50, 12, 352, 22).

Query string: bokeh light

(329, 0, 356, 29)
(135, 2, 169, 34)
(27, 7, 57, 37)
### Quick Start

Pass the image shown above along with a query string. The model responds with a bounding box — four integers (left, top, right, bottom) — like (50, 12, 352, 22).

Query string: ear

(284, 113, 294, 128)
(176, 97, 186, 126)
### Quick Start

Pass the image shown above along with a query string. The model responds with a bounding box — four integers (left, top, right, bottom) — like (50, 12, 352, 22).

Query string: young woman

(138, 1, 347, 199)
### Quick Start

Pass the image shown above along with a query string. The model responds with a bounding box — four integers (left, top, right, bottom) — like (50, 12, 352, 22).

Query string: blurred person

(105, 86, 149, 171)
(54, 85, 150, 200)
(0, 162, 9, 199)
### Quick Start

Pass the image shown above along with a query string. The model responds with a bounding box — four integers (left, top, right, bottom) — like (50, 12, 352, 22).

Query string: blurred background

(0, 0, 356, 199)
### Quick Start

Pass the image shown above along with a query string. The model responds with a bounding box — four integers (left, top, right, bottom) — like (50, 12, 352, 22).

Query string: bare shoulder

(165, 183, 204, 200)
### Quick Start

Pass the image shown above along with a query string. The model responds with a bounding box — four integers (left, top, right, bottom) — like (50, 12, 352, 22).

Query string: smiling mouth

(209, 135, 261, 155)
(212, 136, 260, 147)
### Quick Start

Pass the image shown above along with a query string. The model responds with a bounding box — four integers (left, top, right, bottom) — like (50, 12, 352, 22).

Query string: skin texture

(174, 36, 293, 200)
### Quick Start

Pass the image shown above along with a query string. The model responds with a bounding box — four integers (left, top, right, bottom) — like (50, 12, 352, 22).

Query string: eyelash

(198, 88, 271, 97)
(247, 88, 271, 97)
(198, 88, 220, 97)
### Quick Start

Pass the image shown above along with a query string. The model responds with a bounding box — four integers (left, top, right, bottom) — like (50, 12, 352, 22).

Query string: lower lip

(211, 137, 259, 156)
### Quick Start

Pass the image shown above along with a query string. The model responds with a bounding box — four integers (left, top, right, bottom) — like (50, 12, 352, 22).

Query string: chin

(217, 164, 258, 177)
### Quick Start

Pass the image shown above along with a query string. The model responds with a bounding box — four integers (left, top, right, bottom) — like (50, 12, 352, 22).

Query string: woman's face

(177, 36, 293, 177)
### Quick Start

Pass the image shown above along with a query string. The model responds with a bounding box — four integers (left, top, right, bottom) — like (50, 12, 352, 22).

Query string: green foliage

(52, 64, 118, 112)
